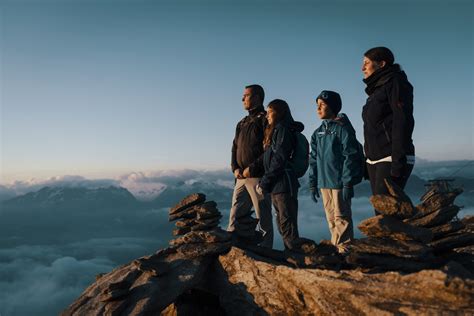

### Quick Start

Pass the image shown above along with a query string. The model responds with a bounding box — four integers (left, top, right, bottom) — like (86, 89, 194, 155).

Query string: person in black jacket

(228, 84, 273, 248)
(361, 47, 415, 211)
(256, 99, 303, 250)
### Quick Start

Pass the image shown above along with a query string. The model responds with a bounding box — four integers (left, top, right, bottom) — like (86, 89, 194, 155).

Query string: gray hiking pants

(272, 192, 299, 250)
(227, 177, 273, 248)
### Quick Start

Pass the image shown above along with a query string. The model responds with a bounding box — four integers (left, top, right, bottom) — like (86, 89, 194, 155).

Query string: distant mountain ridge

(1, 186, 138, 210)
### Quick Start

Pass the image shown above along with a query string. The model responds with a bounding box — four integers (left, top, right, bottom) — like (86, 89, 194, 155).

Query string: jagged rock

(370, 195, 416, 219)
(406, 205, 460, 228)
(292, 237, 318, 254)
(287, 252, 342, 270)
(64, 246, 474, 315)
(212, 247, 474, 315)
(369, 178, 416, 219)
(416, 189, 463, 216)
(358, 215, 433, 243)
(169, 193, 206, 216)
(196, 210, 221, 220)
(349, 237, 433, 260)
(430, 220, 465, 240)
(429, 232, 474, 254)
(345, 252, 439, 272)
(441, 261, 474, 280)
(191, 221, 220, 232)
(175, 218, 196, 228)
(99, 280, 133, 302)
(169, 205, 198, 221)
(133, 256, 173, 277)
(172, 227, 191, 236)
(195, 214, 222, 226)
(176, 241, 232, 258)
(169, 228, 231, 247)
(197, 201, 218, 213)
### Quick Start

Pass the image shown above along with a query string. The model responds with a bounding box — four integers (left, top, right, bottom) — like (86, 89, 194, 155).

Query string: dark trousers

(272, 192, 299, 250)
(367, 162, 414, 214)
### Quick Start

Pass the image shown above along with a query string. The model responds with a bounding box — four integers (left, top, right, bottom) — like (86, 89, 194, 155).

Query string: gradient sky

(1, 0, 473, 183)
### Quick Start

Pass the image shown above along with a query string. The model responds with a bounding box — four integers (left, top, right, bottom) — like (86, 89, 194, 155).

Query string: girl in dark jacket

(257, 99, 304, 250)
(361, 47, 415, 206)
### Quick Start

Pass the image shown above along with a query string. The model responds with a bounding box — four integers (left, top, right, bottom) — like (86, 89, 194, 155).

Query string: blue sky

(1, 0, 473, 183)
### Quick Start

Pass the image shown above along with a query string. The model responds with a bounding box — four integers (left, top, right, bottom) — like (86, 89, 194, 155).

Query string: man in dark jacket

(227, 84, 273, 248)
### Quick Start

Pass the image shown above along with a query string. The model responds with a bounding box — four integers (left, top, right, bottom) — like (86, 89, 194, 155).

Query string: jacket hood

(323, 113, 355, 134)
(280, 110, 304, 132)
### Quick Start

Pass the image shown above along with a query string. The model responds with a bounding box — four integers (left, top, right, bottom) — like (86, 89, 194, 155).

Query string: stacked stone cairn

(129, 193, 232, 288)
(167, 193, 232, 258)
(347, 178, 474, 273)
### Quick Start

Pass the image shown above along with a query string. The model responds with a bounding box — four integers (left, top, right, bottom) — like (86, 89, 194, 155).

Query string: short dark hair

(245, 84, 265, 103)
(364, 47, 395, 66)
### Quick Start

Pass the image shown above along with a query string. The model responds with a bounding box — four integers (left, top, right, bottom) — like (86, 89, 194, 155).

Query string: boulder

(169, 193, 206, 216)
(430, 220, 465, 240)
(169, 205, 198, 221)
(370, 195, 416, 219)
(406, 205, 460, 228)
(369, 178, 416, 219)
(175, 218, 196, 228)
(358, 215, 433, 243)
(169, 228, 231, 247)
(415, 189, 463, 216)
(172, 227, 191, 236)
(349, 237, 433, 260)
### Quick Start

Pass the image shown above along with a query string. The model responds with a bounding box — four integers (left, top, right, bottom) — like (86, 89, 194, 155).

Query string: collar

(248, 105, 265, 116)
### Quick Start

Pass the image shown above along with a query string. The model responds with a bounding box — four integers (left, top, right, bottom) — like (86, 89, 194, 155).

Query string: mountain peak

(62, 190, 474, 315)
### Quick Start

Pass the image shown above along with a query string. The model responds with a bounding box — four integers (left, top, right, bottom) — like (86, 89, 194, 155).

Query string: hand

(242, 167, 250, 178)
(256, 184, 263, 196)
(310, 187, 319, 204)
(342, 186, 354, 202)
(234, 169, 243, 179)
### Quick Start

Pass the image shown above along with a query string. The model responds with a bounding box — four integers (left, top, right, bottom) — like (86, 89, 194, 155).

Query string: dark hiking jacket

(362, 64, 415, 177)
(260, 112, 304, 196)
(231, 106, 267, 177)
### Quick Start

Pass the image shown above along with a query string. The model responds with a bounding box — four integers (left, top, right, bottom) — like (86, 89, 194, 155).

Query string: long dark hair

(263, 99, 290, 149)
(364, 46, 395, 66)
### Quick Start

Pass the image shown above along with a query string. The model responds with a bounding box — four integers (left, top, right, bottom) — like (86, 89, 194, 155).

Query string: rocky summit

(63, 184, 474, 315)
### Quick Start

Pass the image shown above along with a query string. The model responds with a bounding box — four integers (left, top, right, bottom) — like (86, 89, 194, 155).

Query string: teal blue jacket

(309, 113, 361, 189)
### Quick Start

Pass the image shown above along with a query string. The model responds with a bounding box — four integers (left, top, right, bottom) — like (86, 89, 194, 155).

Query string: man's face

(242, 88, 258, 110)
(362, 56, 382, 79)
(317, 99, 334, 120)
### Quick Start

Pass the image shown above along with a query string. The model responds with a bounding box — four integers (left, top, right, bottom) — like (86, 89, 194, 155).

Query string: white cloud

(0, 237, 164, 316)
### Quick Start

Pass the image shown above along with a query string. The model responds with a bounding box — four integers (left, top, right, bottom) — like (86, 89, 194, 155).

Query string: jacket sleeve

(340, 126, 362, 187)
(259, 127, 293, 193)
(231, 121, 241, 172)
(308, 131, 318, 189)
(247, 115, 267, 176)
(387, 77, 413, 177)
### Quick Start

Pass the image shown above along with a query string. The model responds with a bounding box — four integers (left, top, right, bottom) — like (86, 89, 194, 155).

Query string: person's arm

(308, 131, 318, 189)
(259, 127, 293, 193)
(340, 126, 362, 187)
(387, 77, 413, 177)
(231, 121, 241, 173)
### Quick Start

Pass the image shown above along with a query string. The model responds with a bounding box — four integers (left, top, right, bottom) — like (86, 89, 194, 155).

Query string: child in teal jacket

(309, 90, 363, 253)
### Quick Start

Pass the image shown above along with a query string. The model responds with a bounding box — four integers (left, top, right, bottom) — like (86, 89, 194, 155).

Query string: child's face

(317, 99, 334, 120)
